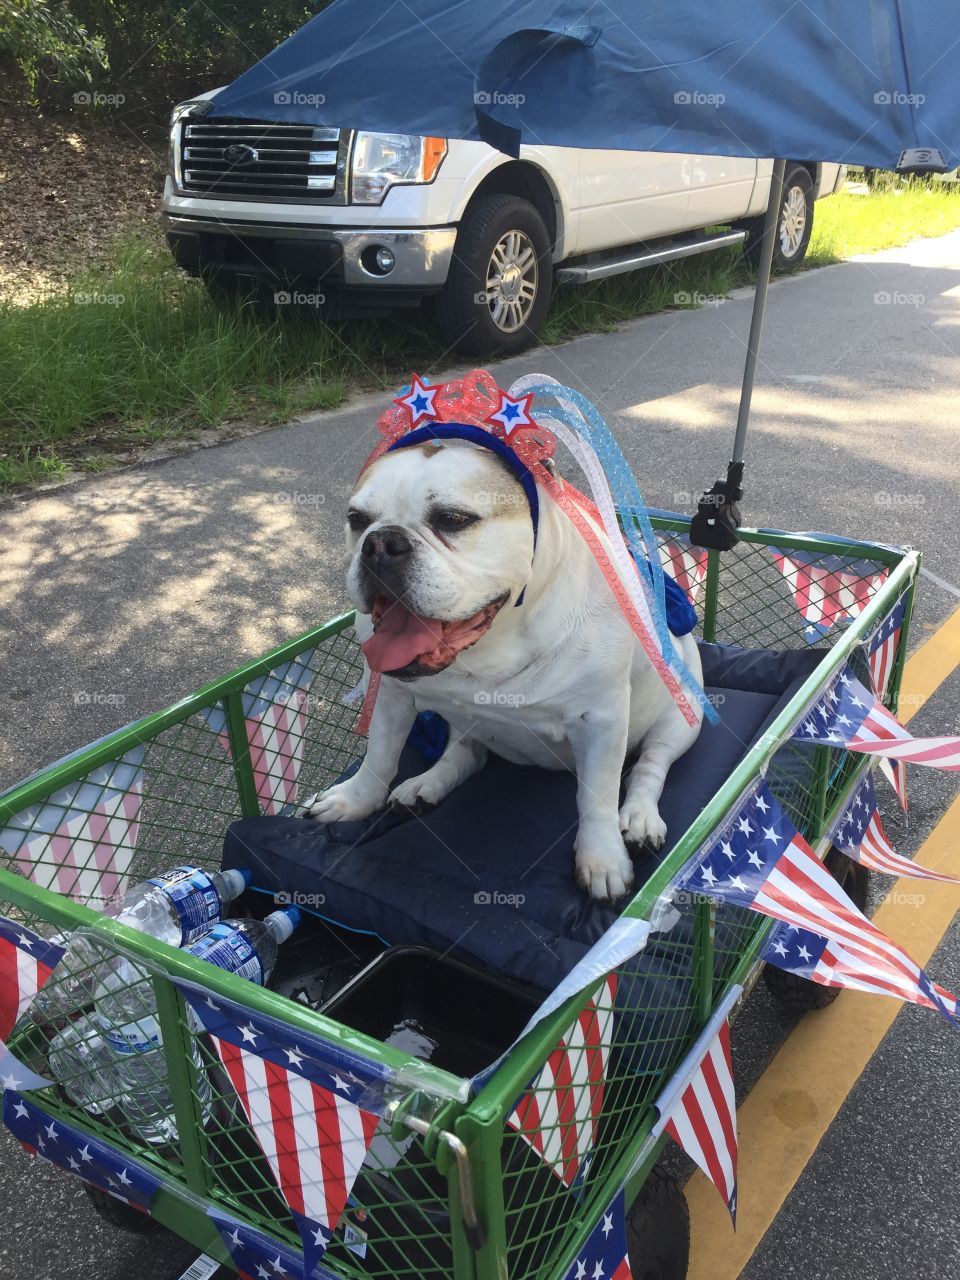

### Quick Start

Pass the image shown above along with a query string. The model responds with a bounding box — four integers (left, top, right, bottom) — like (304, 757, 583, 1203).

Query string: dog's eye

(431, 509, 479, 534)
(347, 510, 372, 533)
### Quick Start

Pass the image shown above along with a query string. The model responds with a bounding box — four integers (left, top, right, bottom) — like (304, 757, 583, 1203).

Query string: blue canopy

(208, 0, 958, 171)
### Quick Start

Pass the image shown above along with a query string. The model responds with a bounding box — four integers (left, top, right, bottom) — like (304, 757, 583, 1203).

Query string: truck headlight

(168, 100, 208, 184)
(350, 132, 447, 204)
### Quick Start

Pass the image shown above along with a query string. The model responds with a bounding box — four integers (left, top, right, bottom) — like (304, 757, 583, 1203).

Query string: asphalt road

(2, 230, 960, 1279)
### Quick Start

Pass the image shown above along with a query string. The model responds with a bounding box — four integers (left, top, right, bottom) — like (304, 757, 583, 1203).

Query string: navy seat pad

(224, 643, 820, 992)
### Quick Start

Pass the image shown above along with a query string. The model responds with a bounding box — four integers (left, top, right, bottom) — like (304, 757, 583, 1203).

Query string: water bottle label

(148, 866, 222, 944)
(188, 924, 264, 985)
(99, 1013, 161, 1055)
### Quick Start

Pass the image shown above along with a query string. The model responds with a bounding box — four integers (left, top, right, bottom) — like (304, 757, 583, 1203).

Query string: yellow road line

(686, 600, 960, 1279)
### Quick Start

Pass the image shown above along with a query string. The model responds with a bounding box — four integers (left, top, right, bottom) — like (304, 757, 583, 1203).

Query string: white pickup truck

(162, 94, 845, 355)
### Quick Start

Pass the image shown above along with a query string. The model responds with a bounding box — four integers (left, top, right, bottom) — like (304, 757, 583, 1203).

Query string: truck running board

(555, 228, 746, 284)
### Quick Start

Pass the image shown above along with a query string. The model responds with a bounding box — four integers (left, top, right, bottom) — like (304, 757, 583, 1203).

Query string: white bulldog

(309, 438, 703, 900)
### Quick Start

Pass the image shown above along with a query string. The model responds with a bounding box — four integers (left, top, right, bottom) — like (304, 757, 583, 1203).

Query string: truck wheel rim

(485, 230, 538, 332)
(779, 184, 807, 257)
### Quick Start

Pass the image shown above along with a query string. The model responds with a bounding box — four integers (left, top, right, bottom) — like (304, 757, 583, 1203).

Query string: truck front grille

(179, 118, 347, 204)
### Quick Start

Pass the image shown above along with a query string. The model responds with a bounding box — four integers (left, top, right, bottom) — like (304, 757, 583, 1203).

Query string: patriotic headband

(359, 369, 714, 726)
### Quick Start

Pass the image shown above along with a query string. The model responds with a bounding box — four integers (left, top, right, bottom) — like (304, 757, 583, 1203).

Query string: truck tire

(626, 1165, 690, 1280)
(741, 163, 815, 272)
(433, 193, 553, 355)
(762, 848, 870, 1011)
(83, 1182, 164, 1235)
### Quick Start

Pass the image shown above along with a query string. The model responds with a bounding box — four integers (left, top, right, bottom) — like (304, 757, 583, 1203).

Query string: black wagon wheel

(626, 1164, 690, 1280)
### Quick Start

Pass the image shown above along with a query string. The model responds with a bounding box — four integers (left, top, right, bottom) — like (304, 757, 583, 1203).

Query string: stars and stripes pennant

(658, 534, 709, 604)
(560, 1187, 633, 1280)
(795, 668, 960, 772)
(0, 747, 144, 910)
(678, 782, 959, 1025)
(865, 593, 907, 699)
(651, 985, 739, 1224)
(879, 756, 909, 812)
(0, 916, 64, 1041)
(4, 1089, 164, 1209)
(207, 1206, 325, 1280)
(200, 650, 316, 815)
(770, 546, 888, 643)
(829, 771, 959, 884)
(181, 982, 390, 1273)
(762, 921, 960, 1027)
(506, 973, 617, 1188)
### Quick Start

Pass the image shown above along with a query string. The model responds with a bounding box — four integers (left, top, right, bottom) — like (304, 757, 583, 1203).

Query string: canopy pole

(690, 158, 786, 550)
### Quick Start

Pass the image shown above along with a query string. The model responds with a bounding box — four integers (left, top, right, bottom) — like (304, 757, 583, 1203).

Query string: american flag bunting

(679, 782, 958, 1020)
(658, 534, 709, 604)
(830, 771, 959, 884)
(181, 982, 389, 1272)
(762, 921, 960, 1026)
(506, 973, 617, 1188)
(651, 986, 739, 1223)
(795, 668, 960, 771)
(866, 594, 907, 698)
(0, 915, 64, 1041)
(770, 547, 888, 643)
(207, 1206, 323, 1280)
(4, 1090, 164, 1210)
(201, 650, 316, 815)
(0, 748, 144, 909)
(560, 1187, 633, 1280)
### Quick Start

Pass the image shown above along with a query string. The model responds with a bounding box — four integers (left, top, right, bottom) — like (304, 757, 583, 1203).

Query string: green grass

(2, 180, 960, 492)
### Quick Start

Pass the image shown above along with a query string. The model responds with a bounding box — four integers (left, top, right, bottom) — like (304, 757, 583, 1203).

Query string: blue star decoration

(208, 1207, 309, 1280)
(3, 1091, 162, 1210)
(393, 373, 438, 426)
(486, 390, 535, 435)
(562, 1187, 632, 1280)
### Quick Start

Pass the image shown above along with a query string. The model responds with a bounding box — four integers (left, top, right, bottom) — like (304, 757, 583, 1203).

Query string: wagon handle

(403, 1114, 486, 1251)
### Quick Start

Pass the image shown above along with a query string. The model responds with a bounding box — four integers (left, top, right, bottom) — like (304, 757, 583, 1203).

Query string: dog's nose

(361, 525, 413, 568)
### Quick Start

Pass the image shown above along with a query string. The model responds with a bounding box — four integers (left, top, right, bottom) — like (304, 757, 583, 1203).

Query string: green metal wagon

(0, 517, 918, 1280)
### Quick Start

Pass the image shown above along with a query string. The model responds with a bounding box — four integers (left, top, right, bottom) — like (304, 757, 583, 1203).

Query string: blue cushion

(223, 642, 820, 995)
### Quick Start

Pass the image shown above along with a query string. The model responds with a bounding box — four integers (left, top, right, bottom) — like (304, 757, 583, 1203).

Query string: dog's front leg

(388, 734, 487, 813)
(567, 708, 634, 902)
(308, 679, 416, 823)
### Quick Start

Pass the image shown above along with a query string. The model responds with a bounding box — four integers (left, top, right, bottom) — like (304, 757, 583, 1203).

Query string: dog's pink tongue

(362, 601, 444, 673)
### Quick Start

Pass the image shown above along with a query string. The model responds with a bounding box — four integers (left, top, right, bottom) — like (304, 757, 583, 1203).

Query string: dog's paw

(575, 834, 635, 902)
(388, 773, 442, 814)
(306, 779, 385, 823)
(619, 796, 668, 851)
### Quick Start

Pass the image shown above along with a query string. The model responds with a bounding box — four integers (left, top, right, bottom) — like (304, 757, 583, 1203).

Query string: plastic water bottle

(185, 908, 302, 985)
(47, 1013, 125, 1116)
(28, 866, 252, 1025)
(116, 865, 253, 946)
(92, 909, 300, 1145)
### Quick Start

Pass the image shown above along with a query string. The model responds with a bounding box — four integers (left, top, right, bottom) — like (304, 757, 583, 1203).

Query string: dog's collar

(387, 421, 538, 606)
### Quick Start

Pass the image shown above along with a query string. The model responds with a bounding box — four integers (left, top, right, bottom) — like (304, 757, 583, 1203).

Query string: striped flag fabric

(4, 1089, 164, 1210)
(0, 748, 144, 910)
(651, 987, 740, 1223)
(658, 534, 709, 604)
(208, 1206, 309, 1280)
(201, 650, 316, 816)
(795, 668, 960, 772)
(879, 757, 909, 812)
(762, 921, 960, 1026)
(866, 594, 907, 698)
(560, 1187, 633, 1280)
(181, 983, 390, 1272)
(506, 973, 617, 1188)
(0, 916, 64, 1040)
(829, 771, 959, 884)
(679, 782, 959, 1021)
(770, 547, 888, 643)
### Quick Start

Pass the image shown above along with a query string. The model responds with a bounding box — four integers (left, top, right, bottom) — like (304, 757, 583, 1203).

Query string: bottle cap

(267, 906, 302, 942)
(221, 867, 253, 897)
